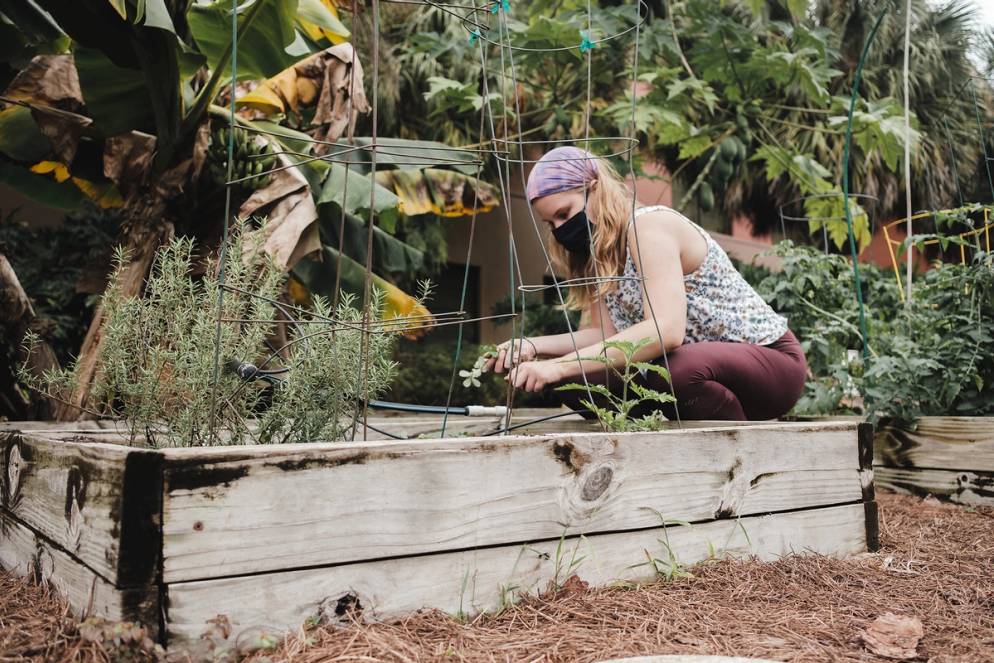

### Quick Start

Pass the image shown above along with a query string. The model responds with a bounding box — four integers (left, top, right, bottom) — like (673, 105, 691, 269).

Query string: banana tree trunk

(56, 194, 174, 421)
(0, 253, 60, 419)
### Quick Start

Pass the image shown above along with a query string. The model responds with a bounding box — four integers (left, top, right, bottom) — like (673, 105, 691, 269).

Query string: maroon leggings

(559, 330, 808, 421)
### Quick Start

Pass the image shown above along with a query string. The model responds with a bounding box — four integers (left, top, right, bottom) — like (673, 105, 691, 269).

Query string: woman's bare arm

(487, 298, 617, 373)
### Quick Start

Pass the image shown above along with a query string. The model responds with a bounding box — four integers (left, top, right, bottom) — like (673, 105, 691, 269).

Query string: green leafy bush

(755, 240, 993, 423)
(862, 255, 994, 423)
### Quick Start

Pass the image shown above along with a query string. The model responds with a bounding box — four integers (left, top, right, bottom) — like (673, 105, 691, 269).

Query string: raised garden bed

(873, 416, 994, 506)
(0, 420, 876, 649)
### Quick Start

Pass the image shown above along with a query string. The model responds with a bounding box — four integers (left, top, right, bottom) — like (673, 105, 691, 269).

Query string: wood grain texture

(161, 422, 863, 583)
(0, 432, 163, 587)
(874, 417, 994, 472)
(0, 510, 158, 629)
(874, 466, 994, 506)
(165, 502, 868, 645)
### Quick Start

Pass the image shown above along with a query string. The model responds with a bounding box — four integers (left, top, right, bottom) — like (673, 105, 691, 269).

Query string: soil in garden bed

(2, 492, 993, 662)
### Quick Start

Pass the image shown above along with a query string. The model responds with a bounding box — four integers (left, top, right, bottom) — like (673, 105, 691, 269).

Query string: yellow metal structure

(883, 206, 992, 301)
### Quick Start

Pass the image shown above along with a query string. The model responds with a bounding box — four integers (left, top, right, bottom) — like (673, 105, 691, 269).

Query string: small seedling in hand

(460, 344, 498, 388)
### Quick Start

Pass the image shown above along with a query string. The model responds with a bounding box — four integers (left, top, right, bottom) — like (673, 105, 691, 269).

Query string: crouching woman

(484, 146, 806, 421)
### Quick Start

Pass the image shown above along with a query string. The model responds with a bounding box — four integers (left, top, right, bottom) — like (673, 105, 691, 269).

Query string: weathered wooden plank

(161, 422, 863, 583)
(0, 413, 759, 442)
(0, 432, 163, 587)
(165, 502, 868, 646)
(0, 420, 128, 432)
(0, 510, 159, 630)
(874, 417, 994, 472)
(359, 415, 769, 440)
(874, 466, 994, 506)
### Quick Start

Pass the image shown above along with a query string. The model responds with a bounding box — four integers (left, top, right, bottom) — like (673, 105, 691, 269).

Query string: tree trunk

(0, 253, 60, 420)
(55, 195, 174, 421)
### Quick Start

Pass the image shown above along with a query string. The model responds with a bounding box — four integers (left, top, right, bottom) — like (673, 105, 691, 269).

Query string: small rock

(860, 612, 924, 660)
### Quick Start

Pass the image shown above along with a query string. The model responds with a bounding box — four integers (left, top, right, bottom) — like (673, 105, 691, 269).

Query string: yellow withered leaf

(375, 168, 499, 218)
(298, 0, 350, 45)
(377, 277, 434, 339)
(288, 272, 432, 339)
(30, 160, 70, 182)
(30, 161, 125, 208)
(71, 177, 124, 209)
(236, 44, 368, 141)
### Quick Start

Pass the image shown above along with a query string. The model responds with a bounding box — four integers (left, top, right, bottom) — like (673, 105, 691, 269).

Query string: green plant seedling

(555, 337, 675, 431)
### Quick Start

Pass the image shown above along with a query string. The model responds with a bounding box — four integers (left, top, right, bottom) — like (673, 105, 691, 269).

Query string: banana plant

(0, 0, 498, 416)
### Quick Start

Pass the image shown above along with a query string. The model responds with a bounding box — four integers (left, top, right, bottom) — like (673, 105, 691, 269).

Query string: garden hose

(230, 361, 507, 417)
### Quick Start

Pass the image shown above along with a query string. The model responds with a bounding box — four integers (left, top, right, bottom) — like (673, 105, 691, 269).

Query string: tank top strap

(630, 205, 711, 244)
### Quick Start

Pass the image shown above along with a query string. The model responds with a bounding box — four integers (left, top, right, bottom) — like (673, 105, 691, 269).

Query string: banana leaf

(236, 44, 368, 123)
(317, 203, 424, 275)
(251, 119, 328, 190)
(318, 160, 399, 230)
(292, 245, 433, 335)
(0, 1, 63, 45)
(0, 159, 84, 210)
(188, 0, 299, 80)
(29, 159, 122, 208)
(0, 106, 50, 161)
(296, 0, 349, 45)
(322, 137, 480, 175)
(74, 46, 154, 135)
(375, 168, 498, 218)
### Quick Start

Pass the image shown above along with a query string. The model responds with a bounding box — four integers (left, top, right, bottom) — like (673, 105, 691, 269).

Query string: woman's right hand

(484, 338, 538, 374)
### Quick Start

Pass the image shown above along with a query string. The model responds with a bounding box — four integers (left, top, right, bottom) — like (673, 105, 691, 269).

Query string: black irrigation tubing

(483, 409, 593, 436)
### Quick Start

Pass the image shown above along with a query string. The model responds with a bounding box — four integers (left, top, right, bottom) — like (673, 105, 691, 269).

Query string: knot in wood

(2, 442, 23, 507)
(580, 466, 613, 501)
(319, 592, 364, 626)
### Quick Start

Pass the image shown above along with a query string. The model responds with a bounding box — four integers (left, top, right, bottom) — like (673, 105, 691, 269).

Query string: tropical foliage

(753, 239, 994, 424)
(376, 0, 994, 246)
(0, 0, 497, 417)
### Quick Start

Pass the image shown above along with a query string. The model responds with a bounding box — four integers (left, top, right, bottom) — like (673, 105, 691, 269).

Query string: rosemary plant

(23, 228, 402, 447)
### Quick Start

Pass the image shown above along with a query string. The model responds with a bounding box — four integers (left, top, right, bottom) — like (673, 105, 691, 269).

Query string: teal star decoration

(579, 30, 595, 53)
(491, 0, 509, 13)
(468, 28, 481, 45)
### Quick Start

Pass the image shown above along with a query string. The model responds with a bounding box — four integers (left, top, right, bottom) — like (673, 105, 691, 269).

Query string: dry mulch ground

(2, 492, 993, 662)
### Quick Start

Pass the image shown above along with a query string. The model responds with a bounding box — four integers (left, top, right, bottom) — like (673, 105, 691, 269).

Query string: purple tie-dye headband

(525, 146, 599, 202)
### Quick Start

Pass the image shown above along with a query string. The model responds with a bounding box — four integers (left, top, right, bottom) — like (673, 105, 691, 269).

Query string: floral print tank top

(603, 205, 788, 345)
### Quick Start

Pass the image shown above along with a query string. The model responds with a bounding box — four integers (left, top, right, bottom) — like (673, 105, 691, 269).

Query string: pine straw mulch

(3, 491, 993, 663)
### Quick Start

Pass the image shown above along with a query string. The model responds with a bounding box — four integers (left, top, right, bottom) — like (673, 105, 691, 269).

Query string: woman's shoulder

(628, 205, 702, 241)
(632, 204, 697, 225)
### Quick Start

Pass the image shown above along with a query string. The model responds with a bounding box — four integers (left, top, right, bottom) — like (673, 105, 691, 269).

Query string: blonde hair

(544, 157, 636, 312)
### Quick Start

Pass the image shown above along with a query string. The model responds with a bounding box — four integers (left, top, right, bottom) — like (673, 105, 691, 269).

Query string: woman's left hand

(506, 359, 565, 392)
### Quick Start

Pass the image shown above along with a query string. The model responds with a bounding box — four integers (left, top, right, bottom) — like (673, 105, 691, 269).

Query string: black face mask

(552, 208, 592, 255)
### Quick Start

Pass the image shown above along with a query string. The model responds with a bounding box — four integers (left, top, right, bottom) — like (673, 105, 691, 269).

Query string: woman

(484, 146, 806, 421)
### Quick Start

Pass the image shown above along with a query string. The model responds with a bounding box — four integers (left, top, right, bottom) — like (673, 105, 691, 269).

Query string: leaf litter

(2, 492, 993, 662)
